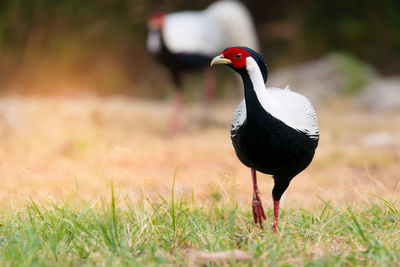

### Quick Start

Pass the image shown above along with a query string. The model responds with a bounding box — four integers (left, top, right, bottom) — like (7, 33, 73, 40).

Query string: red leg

(204, 67, 216, 101)
(169, 90, 183, 134)
(198, 67, 216, 126)
(251, 168, 266, 228)
(272, 199, 280, 234)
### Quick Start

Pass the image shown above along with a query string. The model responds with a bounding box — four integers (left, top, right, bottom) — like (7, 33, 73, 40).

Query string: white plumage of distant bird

(211, 47, 319, 233)
(147, 0, 259, 133)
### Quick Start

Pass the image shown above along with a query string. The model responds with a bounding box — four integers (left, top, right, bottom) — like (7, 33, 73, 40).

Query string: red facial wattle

(222, 48, 251, 69)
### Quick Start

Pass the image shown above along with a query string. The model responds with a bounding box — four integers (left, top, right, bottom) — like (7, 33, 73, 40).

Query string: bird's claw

(252, 195, 266, 228)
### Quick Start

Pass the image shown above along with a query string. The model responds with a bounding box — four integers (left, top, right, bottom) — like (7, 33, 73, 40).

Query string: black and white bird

(147, 0, 259, 133)
(211, 47, 319, 233)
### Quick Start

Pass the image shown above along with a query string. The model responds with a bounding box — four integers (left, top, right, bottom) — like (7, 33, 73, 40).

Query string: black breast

(231, 102, 318, 178)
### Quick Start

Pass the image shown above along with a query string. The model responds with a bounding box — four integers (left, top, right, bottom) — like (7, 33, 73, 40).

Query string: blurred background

(1, 0, 400, 97)
(0, 0, 399, 207)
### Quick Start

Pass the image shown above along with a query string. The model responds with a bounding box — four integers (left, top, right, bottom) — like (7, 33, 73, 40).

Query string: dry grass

(0, 95, 399, 209)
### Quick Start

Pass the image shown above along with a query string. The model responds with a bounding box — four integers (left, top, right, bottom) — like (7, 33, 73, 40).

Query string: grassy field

(0, 96, 399, 265)
(1, 186, 399, 266)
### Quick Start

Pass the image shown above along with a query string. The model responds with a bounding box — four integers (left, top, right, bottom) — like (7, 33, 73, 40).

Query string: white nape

(147, 30, 162, 54)
(245, 57, 319, 138)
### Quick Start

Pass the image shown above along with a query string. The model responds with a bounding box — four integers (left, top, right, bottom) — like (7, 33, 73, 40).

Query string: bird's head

(148, 12, 165, 30)
(211, 47, 268, 83)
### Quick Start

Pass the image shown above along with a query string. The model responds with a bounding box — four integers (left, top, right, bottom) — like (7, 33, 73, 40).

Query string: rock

(268, 53, 377, 106)
(356, 77, 400, 111)
(362, 132, 393, 148)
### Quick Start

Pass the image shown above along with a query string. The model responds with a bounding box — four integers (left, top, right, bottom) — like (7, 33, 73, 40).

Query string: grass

(0, 96, 399, 265)
(0, 183, 399, 266)
(0, 96, 399, 208)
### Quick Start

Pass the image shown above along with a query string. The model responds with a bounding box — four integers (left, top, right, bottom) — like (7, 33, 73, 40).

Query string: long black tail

(272, 175, 293, 201)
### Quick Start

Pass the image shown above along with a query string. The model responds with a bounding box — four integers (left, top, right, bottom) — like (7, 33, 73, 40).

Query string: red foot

(252, 194, 266, 228)
(204, 67, 216, 100)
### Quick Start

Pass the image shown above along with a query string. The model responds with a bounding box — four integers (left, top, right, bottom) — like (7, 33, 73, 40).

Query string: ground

(0, 96, 399, 206)
(0, 96, 399, 265)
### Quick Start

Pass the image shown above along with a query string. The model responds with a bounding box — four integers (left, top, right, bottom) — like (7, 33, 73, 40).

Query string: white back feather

(244, 57, 319, 138)
(163, 12, 226, 56)
(206, 0, 259, 51)
(153, 0, 259, 56)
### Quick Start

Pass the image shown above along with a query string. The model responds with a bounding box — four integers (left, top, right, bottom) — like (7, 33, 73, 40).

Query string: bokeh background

(2, 0, 400, 95)
(0, 0, 399, 207)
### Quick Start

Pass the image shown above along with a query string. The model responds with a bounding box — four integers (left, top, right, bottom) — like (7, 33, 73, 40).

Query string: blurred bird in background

(147, 0, 259, 134)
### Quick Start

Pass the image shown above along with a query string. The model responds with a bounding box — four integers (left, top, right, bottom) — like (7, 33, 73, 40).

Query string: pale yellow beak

(210, 54, 232, 66)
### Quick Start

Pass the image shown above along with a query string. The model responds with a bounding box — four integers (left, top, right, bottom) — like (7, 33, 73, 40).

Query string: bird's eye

(234, 54, 242, 59)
